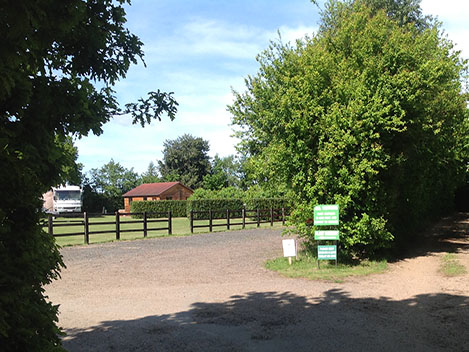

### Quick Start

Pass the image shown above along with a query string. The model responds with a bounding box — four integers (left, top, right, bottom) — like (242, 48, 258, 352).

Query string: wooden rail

(189, 207, 287, 233)
(44, 211, 172, 244)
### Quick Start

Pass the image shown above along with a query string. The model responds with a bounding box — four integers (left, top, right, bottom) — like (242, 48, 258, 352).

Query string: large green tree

(140, 161, 161, 184)
(158, 134, 211, 189)
(55, 136, 84, 186)
(85, 159, 140, 212)
(203, 154, 243, 190)
(0, 1, 176, 349)
(229, 0, 468, 257)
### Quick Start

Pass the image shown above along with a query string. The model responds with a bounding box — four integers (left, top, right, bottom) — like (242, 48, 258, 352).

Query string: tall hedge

(229, 1, 468, 257)
(187, 199, 245, 220)
(244, 198, 291, 211)
(186, 197, 291, 220)
(130, 200, 187, 218)
(189, 187, 245, 200)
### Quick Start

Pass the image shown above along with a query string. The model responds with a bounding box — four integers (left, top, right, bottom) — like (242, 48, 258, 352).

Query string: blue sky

(76, 0, 469, 175)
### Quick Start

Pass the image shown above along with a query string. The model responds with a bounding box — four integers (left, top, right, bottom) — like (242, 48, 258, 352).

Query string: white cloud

(143, 19, 317, 64)
(75, 13, 321, 174)
(420, 0, 469, 24)
(143, 18, 266, 62)
(203, 128, 240, 158)
(277, 25, 317, 43)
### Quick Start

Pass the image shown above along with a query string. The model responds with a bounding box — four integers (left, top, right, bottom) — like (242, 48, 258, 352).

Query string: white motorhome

(43, 185, 82, 214)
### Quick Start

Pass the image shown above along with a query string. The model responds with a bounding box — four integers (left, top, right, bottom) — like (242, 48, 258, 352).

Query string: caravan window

(55, 190, 81, 201)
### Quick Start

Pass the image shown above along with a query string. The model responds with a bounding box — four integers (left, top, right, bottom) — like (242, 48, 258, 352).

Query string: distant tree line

(80, 134, 254, 212)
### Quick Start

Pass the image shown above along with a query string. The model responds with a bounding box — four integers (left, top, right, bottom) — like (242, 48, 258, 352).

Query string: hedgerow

(130, 200, 187, 218)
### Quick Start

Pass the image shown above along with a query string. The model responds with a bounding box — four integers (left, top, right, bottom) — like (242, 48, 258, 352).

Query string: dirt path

(46, 214, 469, 351)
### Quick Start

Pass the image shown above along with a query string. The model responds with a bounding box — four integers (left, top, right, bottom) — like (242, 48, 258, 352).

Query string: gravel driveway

(46, 217, 469, 351)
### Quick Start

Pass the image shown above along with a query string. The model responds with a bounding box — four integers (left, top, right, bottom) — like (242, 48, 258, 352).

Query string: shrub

(130, 200, 187, 218)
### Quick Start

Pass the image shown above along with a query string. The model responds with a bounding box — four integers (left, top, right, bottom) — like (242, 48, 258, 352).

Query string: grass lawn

(265, 252, 388, 283)
(44, 215, 285, 247)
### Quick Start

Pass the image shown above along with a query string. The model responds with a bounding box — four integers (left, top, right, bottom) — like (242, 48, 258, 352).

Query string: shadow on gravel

(393, 212, 469, 261)
(63, 289, 469, 352)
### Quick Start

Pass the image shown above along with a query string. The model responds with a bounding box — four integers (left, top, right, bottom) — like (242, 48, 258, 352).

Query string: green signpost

(314, 230, 340, 240)
(314, 204, 339, 268)
(313, 204, 339, 225)
(318, 245, 337, 260)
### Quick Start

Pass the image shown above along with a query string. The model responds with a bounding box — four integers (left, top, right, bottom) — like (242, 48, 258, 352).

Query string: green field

(43, 215, 285, 247)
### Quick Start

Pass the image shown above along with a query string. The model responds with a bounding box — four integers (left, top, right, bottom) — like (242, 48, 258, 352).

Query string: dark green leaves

(0, 0, 176, 348)
(158, 134, 211, 189)
(124, 90, 179, 127)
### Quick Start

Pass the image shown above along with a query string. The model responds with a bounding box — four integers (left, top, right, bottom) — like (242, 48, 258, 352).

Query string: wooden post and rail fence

(189, 207, 287, 233)
(44, 211, 172, 245)
(43, 207, 288, 244)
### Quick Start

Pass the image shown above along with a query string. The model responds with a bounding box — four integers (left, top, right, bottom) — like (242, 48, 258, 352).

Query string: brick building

(122, 182, 193, 213)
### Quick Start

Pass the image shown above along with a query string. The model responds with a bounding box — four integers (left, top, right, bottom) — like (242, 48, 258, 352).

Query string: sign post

(318, 245, 337, 260)
(313, 204, 339, 225)
(314, 230, 340, 240)
(314, 205, 339, 268)
(282, 239, 297, 265)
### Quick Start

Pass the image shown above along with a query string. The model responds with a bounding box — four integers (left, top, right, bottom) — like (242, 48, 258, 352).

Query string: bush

(130, 200, 187, 218)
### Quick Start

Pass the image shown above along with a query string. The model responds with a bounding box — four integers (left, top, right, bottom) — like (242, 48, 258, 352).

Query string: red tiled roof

(123, 182, 190, 197)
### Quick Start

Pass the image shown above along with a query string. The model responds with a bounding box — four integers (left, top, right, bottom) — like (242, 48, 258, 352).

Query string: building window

(166, 196, 172, 200)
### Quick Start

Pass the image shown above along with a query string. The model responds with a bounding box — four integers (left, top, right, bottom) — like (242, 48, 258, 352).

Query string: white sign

(282, 239, 296, 257)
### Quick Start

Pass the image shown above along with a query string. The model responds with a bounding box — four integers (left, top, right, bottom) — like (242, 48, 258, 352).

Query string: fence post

(257, 208, 260, 228)
(282, 207, 285, 226)
(116, 212, 120, 240)
(48, 215, 54, 236)
(84, 212, 89, 244)
(190, 210, 194, 233)
(270, 207, 274, 226)
(143, 211, 147, 238)
(168, 211, 172, 235)
(226, 209, 230, 230)
(209, 210, 213, 232)
(242, 207, 246, 229)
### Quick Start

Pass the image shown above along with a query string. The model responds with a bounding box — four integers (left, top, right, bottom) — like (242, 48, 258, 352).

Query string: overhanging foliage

(0, 1, 177, 349)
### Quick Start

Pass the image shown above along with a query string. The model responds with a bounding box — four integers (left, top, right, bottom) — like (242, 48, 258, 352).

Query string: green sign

(314, 230, 340, 240)
(314, 204, 339, 226)
(318, 245, 337, 260)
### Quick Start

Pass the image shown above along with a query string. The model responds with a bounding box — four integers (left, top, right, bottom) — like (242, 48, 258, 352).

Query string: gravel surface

(46, 215, 469, 351)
